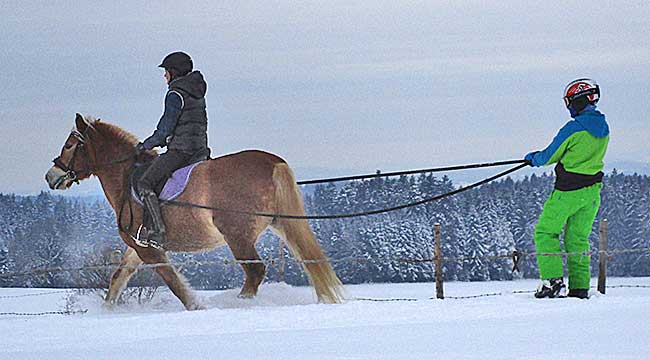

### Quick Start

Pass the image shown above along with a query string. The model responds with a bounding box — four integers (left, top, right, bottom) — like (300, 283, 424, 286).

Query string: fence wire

(1, 246, 649, 315)
(0, 290, 70, 299)
(2, 247, 650, 280)
(355, 284, 650, 303)
(0, 310, 87, 316)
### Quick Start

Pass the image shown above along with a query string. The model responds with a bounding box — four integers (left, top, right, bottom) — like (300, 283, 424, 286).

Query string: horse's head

(45, 113, 98, 190)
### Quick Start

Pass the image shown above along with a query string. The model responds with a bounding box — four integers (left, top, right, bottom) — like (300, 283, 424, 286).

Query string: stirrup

(134, 225, 165, 250)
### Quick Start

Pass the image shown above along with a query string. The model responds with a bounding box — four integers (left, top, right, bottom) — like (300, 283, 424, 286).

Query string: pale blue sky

(1, 1, 649, 194)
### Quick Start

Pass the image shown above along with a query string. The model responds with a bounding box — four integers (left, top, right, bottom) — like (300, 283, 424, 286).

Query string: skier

(524, 78, 609, 299)
(135, 51, 210, 249)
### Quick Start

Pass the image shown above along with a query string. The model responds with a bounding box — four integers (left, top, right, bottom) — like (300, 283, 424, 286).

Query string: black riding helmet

(158, 51, 193, 78)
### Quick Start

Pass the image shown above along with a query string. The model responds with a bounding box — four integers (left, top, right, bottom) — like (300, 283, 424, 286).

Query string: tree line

(0, 169, 648, 289)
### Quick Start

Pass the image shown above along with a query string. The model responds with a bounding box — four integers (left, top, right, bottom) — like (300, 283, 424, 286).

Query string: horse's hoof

(102, 301, 116, 310)
(237, 293, 255, 299)
(186, 302, 206, 311)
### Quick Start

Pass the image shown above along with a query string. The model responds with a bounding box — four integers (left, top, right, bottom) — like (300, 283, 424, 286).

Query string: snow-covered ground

(1, 278, 649, 359)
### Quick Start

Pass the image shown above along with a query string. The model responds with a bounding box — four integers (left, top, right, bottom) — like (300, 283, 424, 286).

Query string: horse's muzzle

(45, 166, 70, 190)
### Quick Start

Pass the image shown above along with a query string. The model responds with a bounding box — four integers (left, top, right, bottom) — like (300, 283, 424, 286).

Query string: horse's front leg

(105, 246, 142, 306)
(136, 248, 204, 311)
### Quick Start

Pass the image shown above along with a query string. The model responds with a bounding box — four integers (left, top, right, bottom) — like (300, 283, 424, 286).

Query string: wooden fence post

(598, 219, 608, 294)
(278, 238, 286, 283)
(434, 223, 444, 299)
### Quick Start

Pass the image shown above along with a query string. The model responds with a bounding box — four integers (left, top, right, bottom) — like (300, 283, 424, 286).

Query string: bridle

(52, 129, 88, 187)
(51, 126, 136, 189)
(51, 124, 144, 236)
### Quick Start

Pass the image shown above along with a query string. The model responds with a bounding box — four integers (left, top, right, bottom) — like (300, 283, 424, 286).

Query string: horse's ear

(75, 113, 87, 132)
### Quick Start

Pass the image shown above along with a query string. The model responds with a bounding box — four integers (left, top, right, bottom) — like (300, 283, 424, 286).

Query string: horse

(45, 113, 344, 310)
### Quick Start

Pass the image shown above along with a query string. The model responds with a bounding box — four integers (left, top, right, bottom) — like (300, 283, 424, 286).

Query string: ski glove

(524, 151, 539, 166)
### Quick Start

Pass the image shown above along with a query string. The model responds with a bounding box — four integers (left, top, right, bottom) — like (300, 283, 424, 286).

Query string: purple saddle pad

(132, 161, 202, 205)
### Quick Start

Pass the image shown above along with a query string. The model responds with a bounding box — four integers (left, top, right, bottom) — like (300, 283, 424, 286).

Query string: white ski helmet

(563, 78, 600, 108)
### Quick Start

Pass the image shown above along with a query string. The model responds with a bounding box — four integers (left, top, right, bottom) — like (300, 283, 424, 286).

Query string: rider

(135, 51, 210, 249)
(524, 78, 609, 299)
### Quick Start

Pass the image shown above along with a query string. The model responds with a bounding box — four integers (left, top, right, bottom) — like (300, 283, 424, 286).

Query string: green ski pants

(534, 183, 602, 290)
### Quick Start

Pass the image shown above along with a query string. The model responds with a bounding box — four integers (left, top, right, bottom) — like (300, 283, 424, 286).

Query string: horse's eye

(64, 144, 73, 150)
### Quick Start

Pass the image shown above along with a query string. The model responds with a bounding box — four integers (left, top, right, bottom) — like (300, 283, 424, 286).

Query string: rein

(117, 168, 136, 235)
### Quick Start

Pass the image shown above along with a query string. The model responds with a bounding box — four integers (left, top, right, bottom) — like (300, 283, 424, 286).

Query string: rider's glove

(524, 151, 538, 166)
(135, 142, 146, 156)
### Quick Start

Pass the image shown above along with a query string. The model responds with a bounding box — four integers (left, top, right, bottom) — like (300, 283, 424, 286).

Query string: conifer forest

(1, 170, 648, 289)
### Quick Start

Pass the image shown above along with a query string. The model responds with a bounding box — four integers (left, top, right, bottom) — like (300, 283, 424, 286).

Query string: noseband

(52, 129, 89, 187)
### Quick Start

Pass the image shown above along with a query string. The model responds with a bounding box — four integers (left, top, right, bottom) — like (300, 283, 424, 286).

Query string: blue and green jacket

(525, 105, 609, 190)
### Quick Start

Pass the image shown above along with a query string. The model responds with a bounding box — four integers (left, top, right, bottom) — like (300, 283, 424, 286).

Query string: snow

(1, 278, 649, 359)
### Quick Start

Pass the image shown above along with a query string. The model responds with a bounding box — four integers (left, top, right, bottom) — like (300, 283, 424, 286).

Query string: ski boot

(567, 288, 589, 299)
(534, 277, 566, 298)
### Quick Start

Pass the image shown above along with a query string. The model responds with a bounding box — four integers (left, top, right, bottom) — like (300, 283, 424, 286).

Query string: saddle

(130, 148, 210, 205)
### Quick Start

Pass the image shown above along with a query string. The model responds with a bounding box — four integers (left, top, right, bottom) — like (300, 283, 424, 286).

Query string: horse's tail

(271, 163, 344, 304)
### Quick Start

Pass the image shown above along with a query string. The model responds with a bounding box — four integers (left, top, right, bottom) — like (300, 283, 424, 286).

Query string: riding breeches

(137, 149, 194, 193)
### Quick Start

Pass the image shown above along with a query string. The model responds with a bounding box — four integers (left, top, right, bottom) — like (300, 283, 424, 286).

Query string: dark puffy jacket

(141, 71, 209, 154)
(167, 71, 209, 153)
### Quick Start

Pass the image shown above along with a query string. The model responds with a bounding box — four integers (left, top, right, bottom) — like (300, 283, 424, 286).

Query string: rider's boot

(136, 189, 166, 250)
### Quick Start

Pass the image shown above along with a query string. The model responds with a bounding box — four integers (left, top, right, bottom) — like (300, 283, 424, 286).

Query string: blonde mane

(82, 115, 139, 146)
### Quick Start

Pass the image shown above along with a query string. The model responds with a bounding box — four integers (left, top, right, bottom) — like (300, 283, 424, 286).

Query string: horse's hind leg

(105, 247, 142, 306)
(224, 234, 266, 299)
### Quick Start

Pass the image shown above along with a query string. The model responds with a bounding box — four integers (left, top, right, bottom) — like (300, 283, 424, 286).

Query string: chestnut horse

(45, 114, 344, 310)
